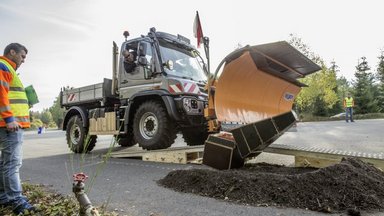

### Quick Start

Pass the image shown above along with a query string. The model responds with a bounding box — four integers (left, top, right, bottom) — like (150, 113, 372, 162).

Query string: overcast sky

(1, 0, 383, 111)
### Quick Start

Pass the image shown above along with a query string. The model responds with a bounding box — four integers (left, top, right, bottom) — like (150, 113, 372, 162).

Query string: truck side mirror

(138, 56, 148, 66)
(138, 43, 147, 57)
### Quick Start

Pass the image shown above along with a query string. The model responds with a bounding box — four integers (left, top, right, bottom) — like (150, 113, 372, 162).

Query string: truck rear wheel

(133, 101, 177, 150)
(66, 115, 97, 153)
(182, 128, 209, 146)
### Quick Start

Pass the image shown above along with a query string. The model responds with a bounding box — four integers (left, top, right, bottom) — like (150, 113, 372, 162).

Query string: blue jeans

(0, 128, 24, 205)
(345, 107, 354, 122)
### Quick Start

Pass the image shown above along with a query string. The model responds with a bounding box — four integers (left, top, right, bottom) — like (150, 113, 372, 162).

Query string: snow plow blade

(214, 41, 321, 125)
(203, 41, 320, 170)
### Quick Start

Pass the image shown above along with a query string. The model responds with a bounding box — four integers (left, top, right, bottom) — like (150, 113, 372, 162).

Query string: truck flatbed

(61, 78, 113, 107)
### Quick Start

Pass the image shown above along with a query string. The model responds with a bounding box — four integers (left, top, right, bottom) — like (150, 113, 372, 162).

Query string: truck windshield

(159, 41, 207, 83)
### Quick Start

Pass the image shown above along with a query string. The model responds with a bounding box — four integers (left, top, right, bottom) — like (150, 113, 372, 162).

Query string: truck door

(119, 41, 158, 99)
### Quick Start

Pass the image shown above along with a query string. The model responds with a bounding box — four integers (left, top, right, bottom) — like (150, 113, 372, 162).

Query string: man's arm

(0, 64, 20, 130)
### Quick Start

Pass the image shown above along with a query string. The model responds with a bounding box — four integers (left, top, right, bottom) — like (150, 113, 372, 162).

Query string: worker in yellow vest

(343, 92, 355, 122)
(0, 43, 37, 214)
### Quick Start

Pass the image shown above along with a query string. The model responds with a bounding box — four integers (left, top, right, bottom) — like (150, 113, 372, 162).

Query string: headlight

(181, 97, 204, 115)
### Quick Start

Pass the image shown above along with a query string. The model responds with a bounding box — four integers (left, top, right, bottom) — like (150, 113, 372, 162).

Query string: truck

(60, 27, 321, 157)
(60, 28, 210, 153)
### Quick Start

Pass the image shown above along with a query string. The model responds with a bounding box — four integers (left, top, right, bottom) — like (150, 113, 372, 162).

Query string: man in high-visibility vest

(343, 92, 355, 122)
(0, 43, 36, 214)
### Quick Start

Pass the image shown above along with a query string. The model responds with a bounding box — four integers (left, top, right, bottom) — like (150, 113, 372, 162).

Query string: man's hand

(6, 121, 20, 132)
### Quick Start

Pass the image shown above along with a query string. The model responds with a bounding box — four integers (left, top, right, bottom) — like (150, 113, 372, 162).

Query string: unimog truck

(60, 28, 210, 153)
(60, 26, 321, 160)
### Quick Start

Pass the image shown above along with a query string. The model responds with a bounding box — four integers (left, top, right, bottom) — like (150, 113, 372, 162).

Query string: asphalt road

(20, 119, 384, 216)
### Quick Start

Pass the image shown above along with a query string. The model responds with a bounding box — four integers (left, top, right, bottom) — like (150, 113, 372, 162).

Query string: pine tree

(376, 51, 384, 112)
(353, 57, 376, 114)
(329, 61, 344, 114)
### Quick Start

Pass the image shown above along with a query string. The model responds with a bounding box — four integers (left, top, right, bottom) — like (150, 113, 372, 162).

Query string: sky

(1, 0, 383, 111)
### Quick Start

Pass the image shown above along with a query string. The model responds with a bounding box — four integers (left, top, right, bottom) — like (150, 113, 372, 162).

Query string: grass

(0, 182, 119, 216)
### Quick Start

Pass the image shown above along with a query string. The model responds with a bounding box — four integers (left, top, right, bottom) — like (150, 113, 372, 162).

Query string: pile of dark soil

(158, 158, 384, 214)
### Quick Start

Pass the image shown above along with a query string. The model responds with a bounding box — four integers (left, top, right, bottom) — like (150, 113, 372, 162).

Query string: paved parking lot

(20, 119, 384, 216)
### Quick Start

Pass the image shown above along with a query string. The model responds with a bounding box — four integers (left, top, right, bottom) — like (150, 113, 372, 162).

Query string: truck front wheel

(115, 130, 136, 147)
(182, 128, 209, 146)
(133, 101, 177, 150)
(66, 115, 97, 153)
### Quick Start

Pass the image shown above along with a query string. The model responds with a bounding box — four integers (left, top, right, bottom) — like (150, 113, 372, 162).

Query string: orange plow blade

(202, 41, 321, 170)
(214, 41, 321, 125)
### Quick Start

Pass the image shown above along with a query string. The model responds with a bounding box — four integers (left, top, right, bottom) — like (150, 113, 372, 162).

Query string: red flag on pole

(193, 11, 204, 48)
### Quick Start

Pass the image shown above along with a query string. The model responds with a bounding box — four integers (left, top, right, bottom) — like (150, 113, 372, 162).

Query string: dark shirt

(124, 61, 137, 73)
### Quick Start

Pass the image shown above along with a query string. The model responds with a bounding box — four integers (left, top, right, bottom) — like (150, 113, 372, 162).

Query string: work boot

(12, 200, 36, 215)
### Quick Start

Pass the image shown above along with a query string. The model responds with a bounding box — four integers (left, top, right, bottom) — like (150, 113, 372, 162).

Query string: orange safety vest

(0, 57, 30, 128)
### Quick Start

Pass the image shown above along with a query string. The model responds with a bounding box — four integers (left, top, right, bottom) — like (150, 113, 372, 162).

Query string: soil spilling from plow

(158, 158, 384, 214)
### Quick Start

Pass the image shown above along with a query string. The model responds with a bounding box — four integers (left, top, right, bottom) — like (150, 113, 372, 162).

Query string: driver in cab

(122, 50, 138, 73)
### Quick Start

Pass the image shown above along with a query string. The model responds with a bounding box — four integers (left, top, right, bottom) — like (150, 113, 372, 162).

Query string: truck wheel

(133, 101, 177, 150)
(66, 115, 96, 153)
(115, 130, 136, 147)
(182, 128, 209, 146)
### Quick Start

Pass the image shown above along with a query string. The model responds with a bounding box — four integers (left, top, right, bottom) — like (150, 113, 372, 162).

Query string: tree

(289, 35, 339, 116)
(40, 109, 53, 125)
(376, 50, 384, 112)
(49, 95, 65, 128)
(353, 57, 377, 114)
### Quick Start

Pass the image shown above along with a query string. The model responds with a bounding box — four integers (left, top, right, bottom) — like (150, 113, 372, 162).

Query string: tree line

(30, 96, 64, 130)
(289, 35, 384, 117)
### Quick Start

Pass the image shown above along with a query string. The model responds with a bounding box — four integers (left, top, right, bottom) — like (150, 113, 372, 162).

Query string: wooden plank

(109, 145, 204, 164)
(265, 144, 384, 170)
(110, 145, 204, 157)
(89, 118, 97, 133)
(295, 156, 341, 168)
(295, 155, 384, 170)
(143, 151, 202, 164)
(89, 131, 119, 135)
(108, 143, 384, 169)
(88, 113, 118, 135)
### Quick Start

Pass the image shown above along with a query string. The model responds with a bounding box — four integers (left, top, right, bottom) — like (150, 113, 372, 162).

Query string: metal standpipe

(73, 173, 100, 216)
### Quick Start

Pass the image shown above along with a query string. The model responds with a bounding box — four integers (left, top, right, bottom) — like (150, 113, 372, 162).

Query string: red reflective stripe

(183, 82, 199, 94)
(68, 94, 75, 101)
(169, 84, 182, 93)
